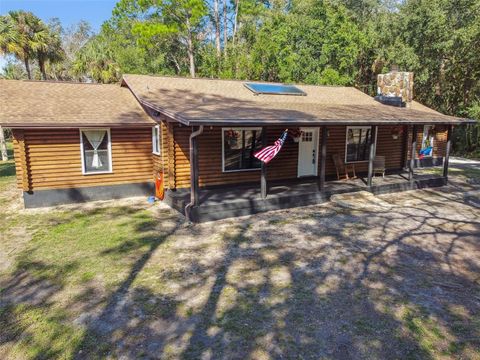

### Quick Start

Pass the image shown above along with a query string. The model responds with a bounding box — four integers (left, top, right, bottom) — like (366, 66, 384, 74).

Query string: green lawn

(0, 150, 479, 359)
(1, 205, 177, 359)
(421, 165, 480, 180)
(0, 142, 15, 191)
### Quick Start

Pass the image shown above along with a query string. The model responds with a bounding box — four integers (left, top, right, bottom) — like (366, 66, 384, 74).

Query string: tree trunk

(0, 126, 8, 162)
(24, 57, 31, 80)
(233, 0, 239, 46)
(214, 0, 221, 57)
(223, 0, 228, 56)
(39, 59, 47, 80)
(185, 17, 196, 78)
(171, 56, 181, 74)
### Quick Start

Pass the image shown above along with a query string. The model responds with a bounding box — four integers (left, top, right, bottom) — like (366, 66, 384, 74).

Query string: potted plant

(289, 128, 302, 143)
(391, 126, 403, 140)
(225, 129, 239, 147)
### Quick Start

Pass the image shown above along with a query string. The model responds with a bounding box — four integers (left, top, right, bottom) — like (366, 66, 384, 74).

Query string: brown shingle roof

(0, 79, 155, 127)
(122, 74, 471, 126)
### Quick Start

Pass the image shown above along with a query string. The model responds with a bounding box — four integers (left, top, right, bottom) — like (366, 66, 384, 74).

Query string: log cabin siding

(375, 125, 406, 170)
(170, 125, 410, 188)
(12, 123, 448, 194)
(12, 127, 154, 191)
(168, 126, 301, 188)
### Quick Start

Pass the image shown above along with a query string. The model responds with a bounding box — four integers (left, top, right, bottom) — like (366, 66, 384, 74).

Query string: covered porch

(166, 169, 447, 222)
(178, 123, 453, 222)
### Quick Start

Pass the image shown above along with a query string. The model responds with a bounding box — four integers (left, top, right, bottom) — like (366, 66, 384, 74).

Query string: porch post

(443, 125, 452, 179)
(401, 125, 409, 170)
(409, 125, 418, 181)
(261, 127, 267, 199)
(319, 126, 327, 191)
(367, 126, 377, 187)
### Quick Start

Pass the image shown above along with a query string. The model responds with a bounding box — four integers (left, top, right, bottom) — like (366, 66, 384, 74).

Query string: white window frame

(421, 125, 435, 157)
(222, 127, 263, 173)
(79, 128, 113, 175)
(152, 125, 161, 155)
(345, 126, 378, 163)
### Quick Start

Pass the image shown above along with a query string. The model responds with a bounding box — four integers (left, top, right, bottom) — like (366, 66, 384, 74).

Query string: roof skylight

(244, 82, 306, 96)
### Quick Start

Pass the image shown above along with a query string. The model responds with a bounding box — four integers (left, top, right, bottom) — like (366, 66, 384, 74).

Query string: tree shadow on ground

(1, 187, 479, 359)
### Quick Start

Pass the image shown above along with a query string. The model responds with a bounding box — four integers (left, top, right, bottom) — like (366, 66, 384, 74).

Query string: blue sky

(0, 0, 118, 69)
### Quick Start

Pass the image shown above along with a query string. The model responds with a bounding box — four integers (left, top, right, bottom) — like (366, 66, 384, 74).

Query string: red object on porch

(155, 172, 165, 200)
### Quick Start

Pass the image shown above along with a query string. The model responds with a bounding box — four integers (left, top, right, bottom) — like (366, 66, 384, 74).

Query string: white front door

(297, 127, 319, 177)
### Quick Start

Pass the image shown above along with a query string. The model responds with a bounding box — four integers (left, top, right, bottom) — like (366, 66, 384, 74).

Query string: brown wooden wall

(168, 124, 414, 189)
(12, 123, 448, 193)
(406, 125, 448, 160)
(12, 127, 155, 191)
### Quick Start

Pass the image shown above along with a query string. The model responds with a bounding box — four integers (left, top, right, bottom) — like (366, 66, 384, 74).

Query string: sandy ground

(1, 165, 479, 359)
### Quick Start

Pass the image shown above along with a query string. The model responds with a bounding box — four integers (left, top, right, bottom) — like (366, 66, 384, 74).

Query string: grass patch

(14, 207, 169, 288)
(0, 304, 85, 359)
(0, 202, 178, 358)
(421, 165, 480, 179)
(0, 141, 16, 195)
(401, 306, 446, 357)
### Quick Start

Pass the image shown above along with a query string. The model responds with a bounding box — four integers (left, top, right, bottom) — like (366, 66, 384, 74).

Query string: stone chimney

(376, 69, 414, 108)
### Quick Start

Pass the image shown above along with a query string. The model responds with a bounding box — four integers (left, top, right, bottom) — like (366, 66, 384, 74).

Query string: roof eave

(184, 117, 473, 127)
(2, 122, 156, 129)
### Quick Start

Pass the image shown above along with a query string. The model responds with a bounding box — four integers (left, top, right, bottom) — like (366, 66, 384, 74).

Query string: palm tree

(36, 26, 64, 80)
(0, 11, 34, 79)
(73, 34, 120, 83)
(0, 11, 61, 80)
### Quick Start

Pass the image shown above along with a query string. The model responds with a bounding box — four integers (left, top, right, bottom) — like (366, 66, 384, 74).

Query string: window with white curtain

(80, 129, 112, 174)
(152, 125, 161, 155)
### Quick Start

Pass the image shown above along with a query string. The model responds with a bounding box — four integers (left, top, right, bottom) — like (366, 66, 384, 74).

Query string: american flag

(254, 130, 288, 164)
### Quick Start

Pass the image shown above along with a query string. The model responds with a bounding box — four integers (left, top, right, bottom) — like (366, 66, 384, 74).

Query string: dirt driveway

(1, 164, 479, 359)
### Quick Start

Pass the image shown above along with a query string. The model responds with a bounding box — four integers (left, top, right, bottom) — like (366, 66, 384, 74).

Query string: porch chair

(332, 154, 356, 180)
(373, 155, 386, 178)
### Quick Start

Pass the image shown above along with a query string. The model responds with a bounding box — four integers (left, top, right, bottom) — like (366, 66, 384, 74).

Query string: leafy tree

(73, 32, 120, 83)
(36, 22, 65, 80)
(46, 20, 92, 80)
(245, 1, 366, 84)
(0, 58, 26, 79)
(114, 0, 208, 77)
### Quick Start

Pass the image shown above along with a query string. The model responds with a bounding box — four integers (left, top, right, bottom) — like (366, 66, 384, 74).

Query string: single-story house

(0, 72, 474, 221)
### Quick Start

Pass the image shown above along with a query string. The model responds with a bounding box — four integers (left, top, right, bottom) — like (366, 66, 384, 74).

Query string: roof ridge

(0, 79, 119, 86)
(122, 73, 352, 88)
